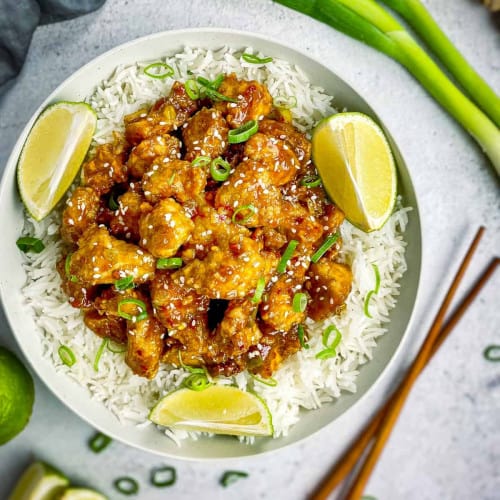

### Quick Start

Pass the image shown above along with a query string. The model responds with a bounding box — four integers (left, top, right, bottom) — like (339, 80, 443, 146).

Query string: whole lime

(0, 346, 35, 444)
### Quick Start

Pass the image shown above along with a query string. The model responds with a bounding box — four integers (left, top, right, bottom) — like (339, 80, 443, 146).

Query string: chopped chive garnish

(184, 79, 200, 99)
(107, 339, 127, 354)
(311, 233, 339, 263)
(64, 253, 78, 283)
(93, 338, 108, 372)
(210, 157, 231, 182)
(157, 257, 183, 269)
(277, 240, 299, 274)
(297, 324, 310, 349)
(242, 53, 273, 64)
(232, 204, 257, 225)
(89, 432, 112, 453)
(183, 373, 212, 391)
(151, 466, 177, 487)
(144, 62, 174, 79)
(191, 155, 211, 168)
(16, 236, 45, 253)
(301, 175, 322, 188)
(292, 292, 307, 313)
(251, 277, 266, 304)
(115, 275, 134, 291)
(117, 298, 148, 321)
(58, 345, 76, 367)
(228, 120, 258, 144)
(219, 470, 249, 487)
(177, 351, 205, 374)
(364, 264, 381, 318)
(483, 345, 500, 362)
(114, 477, 139, 495)
(250, 372, 278, 387)
(273, 94, 298, 109)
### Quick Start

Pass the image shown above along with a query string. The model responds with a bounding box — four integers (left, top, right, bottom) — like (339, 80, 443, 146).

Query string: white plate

(0, 28, 422, 459)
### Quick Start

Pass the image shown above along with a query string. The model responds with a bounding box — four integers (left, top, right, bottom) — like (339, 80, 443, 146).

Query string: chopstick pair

(310, 227, 499, 500)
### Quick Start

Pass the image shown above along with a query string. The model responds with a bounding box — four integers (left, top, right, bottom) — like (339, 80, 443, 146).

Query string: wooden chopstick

(309, 252, 499, 500)
(340, 226, 485, 500)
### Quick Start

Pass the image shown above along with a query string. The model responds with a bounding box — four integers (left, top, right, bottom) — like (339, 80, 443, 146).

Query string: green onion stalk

(274, 0, 500, 175)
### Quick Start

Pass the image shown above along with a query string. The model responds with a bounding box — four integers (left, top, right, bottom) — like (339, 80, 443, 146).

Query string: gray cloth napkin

(0, 0, 105, 93)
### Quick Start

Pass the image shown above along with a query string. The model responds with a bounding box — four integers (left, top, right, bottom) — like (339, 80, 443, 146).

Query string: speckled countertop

(0, 1, 499, 499)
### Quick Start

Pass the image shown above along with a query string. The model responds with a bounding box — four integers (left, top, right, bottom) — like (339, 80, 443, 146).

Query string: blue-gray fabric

(0, 0, 105, 91)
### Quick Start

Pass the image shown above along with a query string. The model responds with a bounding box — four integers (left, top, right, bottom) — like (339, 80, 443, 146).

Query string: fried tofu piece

(127, 134, 181, 178)
(177, 235, 276, 299)
(243, 133, 300, 186)
(305, 261, 352, 321)
(259, 119, 311, 167)
(69, 226, 155, 286)
(214, 160, 283, 228)
(182, 107, 229, 161)
(142, 159, 207, 204)
(139, 198, 194, 258)
(125, 82, 199, 145)
(215, 74, 273, 127)
(61, 187, 100, 244)
(260, 275, 307, 332)
(82, 141, 128, 195)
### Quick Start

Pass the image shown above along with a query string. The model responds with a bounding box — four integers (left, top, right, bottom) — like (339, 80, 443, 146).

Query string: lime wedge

(17, 101, 96, 221)
(0, 347, 35, 445)
(149, 386, 273, 437)
(312, 112, 397, 232)
(53, 488, 108, 500)
(8, 461, 68, 500)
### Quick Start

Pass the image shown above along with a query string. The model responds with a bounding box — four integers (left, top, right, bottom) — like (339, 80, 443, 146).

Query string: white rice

(20, 46, 409, 441)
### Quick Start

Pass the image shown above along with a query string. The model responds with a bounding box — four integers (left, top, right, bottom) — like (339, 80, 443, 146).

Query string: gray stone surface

(0, 1, 499, 499)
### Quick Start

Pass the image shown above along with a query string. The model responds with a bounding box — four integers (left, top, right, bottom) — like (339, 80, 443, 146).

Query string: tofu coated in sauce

(58, 73, 352, 379)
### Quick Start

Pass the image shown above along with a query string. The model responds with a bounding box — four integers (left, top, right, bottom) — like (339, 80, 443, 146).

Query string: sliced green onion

(144, 62, 174, 79)
(88, 432, 112, 453)
(187, 69, 194, 75)
(196, 77, 238, 103)
(64, 253, 78, 283)
(58, 345, 76, 367)
(115, 275, 134, 291)
(275, 0, 500, 175)
(107, 339, 127, 354)
(315, 348, 337, 360)
(211, 73, 224, 90)
(364, 264, 381, 318)
(301, 175, 322, 188)
(232, 204, 257, 225)
(322, 324, 342, 350)
(108, 190, 119, 211)
(292, 292, 307, 313)
(157, 257, 183, 270)
(311, 233, 339, 263)
(183, 373, 212, 391)
(250, 373, 278, 387)
(177, 351, 205, 374)
(242, 53, 273, 64)
(251, 277, 266, 304)
(219, 470, 249, 487)
(210, 157, 231, 182)
(191, 155, 211, 168)
(16, 236, 45, 253)
(184, 79, 200, 99)
(114, 477, 139, 495)
(93, 338, 108, 372)
(273, 94, 298, 109)
(151, 466, 177, 487)
(277, 240, 299, 274)
(228, 120, 259, 144)
(483, 345, 500, 362)
(297, 324, 310, 349)
(168, 172, 176, 185)
(117, 298, 148, 322)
